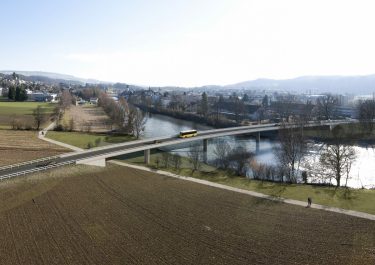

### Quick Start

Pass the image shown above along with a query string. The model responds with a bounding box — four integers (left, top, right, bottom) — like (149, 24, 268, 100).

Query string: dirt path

(0, 165, 373, 264)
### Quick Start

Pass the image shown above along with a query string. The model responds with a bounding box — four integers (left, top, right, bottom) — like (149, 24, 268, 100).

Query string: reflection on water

(142, 113, 212, 138)
(141, 113, 375, 189)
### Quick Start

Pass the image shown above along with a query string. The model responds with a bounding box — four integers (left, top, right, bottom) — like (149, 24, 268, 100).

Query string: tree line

(8, 85, 28, 101)
(98, 93, 146, 139)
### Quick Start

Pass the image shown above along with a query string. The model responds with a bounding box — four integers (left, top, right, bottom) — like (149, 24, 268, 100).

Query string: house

(89, 98, 99, 104)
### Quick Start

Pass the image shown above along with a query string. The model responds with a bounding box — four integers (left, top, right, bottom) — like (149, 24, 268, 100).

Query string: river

(141, 112, 375, 189)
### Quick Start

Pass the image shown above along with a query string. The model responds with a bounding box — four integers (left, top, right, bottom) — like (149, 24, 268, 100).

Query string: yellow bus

(179, 130, 198, 138)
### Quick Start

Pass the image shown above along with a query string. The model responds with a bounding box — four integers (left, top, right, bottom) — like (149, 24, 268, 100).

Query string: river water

(141, 112, 375, 189)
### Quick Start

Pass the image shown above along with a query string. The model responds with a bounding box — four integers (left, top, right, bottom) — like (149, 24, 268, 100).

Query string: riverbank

(135, 104, 238, 128)
(304, 123, 375, 145)
(116, 151, 375, 215)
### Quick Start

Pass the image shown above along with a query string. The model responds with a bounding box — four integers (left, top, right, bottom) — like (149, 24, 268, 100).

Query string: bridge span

(0, 120, 355, 179)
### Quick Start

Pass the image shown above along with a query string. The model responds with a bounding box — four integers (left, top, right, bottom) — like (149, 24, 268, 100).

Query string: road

(0, 120, 353, 179)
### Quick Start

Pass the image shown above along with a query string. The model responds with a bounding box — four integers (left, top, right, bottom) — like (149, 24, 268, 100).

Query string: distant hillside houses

(26, 89, 58, 102)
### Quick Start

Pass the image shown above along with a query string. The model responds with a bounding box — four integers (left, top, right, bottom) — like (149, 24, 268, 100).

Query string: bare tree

(59, 90, 73, 111)
(32, 105, 44, 130)
(319, 127, 357, 187)
(314, 94, 338, 120)
(69, 118, 75, 132)
(131, 108, 147, 139)
(227, 146, 253, 176)
(213, 139, 232, 169)
(188, 144, 202, 173)
(274, 122, 307, 183)
(84, 122, 92, 133)
(272, 94, 296, 122)
(357, 99, 375, 133)
(161, 152, 171, 168)
(171, 154, 182, 171)
(250, 161, 278, 182)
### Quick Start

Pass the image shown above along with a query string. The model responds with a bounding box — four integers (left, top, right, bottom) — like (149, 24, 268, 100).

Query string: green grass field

(0, 101, 55, 115)
(120, 151, 375, 215)
(46, 131, 135, 149)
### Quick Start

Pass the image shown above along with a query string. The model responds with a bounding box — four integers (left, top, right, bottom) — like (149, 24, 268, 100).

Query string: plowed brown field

(0, 130, 68, 166)
(0, 165, 374, 265)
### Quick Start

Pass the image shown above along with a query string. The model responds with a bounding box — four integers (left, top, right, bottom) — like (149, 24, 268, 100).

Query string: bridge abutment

(77, 158, 106, 167)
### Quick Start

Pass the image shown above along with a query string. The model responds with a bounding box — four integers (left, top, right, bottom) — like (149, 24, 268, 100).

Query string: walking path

(110, 160, 375, 221)
(38, 122, 84, 152)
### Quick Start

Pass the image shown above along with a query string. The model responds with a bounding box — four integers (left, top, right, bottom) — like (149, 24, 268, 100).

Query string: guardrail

(0, 155, 61, 171)
(0, 160, 75, 180)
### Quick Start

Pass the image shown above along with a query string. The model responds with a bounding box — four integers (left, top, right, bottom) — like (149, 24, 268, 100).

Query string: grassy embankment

(46, 131, 135, 149)
(0, 101, 55, 129)
(120, 151, 375, 215)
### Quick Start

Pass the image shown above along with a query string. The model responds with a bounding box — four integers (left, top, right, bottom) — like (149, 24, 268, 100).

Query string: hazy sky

(1, 0, 375, 86)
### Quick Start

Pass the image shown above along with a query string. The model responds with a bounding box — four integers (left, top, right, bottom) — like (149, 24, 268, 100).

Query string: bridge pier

(203, 139, 208, 163)
(255, 132, 260, 153)
(144, 149, 150, 165)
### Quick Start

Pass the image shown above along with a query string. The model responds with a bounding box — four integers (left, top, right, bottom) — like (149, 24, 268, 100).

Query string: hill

(228, 75, 375, 94)
(0, 70, 108, 85)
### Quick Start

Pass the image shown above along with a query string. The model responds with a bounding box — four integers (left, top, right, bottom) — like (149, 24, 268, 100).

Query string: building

(89, 98, 99, 104)
(27, 90, 58, 102)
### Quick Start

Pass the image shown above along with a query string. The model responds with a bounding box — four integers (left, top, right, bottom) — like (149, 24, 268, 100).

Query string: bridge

(0, 120, 355, 180)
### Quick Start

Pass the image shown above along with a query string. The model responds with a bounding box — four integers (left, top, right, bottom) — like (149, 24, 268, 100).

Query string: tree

(262, 95, 269, 107)
(32, 106, 44, 130)
(200, 92, 209, 118)
(315, 94, 338, 120)
(274, 122, 307, 183)
(213, 139, 232, 169)
(12, 72, 18, 80)
(188, 144, 202, 173)
(242, 93, 250, 102)
(59, 90, 73, 111)
(8, 86, 15, 100)
(69, 118, 75, 131)
(227, 146, 253, 176)
(271, 95, 295, 122)
(171, 154, 182, 171)
(357, 99, 375, 133)
(131, 108, 147, 139)
(161, 152, 171, 168)
(20, 87, 28, 101)
(256, 106, 265, 124)
(319, 127, 357, 187)
(15, 86, 27, 101)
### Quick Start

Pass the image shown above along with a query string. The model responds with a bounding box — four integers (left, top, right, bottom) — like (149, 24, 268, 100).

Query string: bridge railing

(0, 155, 62, 171)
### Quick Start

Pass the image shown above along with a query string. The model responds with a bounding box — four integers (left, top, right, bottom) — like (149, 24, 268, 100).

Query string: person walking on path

(307, 197, 312, 208)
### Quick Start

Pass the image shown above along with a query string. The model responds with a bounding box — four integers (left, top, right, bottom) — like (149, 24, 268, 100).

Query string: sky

(1, 0, 375, 87)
